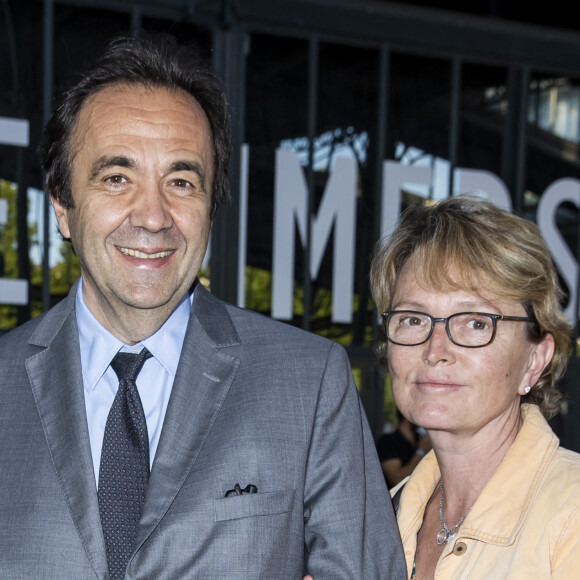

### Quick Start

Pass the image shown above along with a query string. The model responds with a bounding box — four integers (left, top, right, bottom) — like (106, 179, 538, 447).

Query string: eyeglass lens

(386, 312, 494, 347)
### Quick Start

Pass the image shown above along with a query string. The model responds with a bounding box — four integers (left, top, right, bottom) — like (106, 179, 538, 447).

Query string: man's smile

(117, 247, 174, 259)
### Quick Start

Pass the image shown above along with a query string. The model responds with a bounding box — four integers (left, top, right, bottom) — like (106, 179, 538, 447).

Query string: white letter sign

(272, 149, 357, 323)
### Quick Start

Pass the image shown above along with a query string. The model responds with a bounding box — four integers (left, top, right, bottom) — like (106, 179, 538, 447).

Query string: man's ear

(50, 194, 71, 240)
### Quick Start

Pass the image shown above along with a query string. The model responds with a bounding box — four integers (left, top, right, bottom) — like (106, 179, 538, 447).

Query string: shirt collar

(76, 279, 192, 392)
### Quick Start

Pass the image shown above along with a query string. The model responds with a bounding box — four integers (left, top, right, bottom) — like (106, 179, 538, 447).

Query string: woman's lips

(415, 379, 463, 392)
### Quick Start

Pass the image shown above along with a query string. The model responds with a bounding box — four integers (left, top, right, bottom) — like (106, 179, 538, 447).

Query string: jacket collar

(462, 405, 558, 544)
(398, 405, 559, 547)
(26, 279, 243, 577)
(26, 280, 109, 578)
(133, 281, 242, 551)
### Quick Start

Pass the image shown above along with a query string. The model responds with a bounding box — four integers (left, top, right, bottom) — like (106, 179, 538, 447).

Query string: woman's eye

(467, 318, 489, 331)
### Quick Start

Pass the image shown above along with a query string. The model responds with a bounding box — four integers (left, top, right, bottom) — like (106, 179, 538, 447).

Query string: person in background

(369, 195, 580, 579)
(0, 34, 405, 579)
(376, 409, 432, 488)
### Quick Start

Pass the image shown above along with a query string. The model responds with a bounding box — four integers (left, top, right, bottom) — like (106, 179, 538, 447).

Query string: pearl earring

(524, 385, 531, 394)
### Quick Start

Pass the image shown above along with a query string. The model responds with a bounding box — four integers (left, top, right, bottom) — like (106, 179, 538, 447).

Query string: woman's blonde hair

(370, 195, 572, 419)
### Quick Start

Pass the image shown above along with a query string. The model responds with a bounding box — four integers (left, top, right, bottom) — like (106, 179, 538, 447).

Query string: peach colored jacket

(393, 404, 580, 579)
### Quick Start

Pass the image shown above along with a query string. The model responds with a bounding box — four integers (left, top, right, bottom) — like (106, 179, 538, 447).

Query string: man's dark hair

(39, 34, 232, 219)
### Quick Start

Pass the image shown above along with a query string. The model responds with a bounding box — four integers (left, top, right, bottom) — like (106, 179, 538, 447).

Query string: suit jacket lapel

(137, 284, 241, 544)
(27, 287, 108, 579)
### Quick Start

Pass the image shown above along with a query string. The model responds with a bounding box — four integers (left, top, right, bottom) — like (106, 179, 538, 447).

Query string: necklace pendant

(436, 529, 450, 545)
(437, 481, 471, 547)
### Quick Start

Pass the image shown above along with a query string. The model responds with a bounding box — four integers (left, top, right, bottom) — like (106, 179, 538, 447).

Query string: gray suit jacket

(0, 282, 405, 579)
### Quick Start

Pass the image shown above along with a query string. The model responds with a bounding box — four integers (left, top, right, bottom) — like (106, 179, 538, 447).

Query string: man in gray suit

(0, 35, 405, 579)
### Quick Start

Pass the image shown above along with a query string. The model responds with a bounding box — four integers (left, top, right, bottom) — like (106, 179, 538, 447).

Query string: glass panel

(312, 42, 379, 348)
(379, 53, 453, 432)
(527, 74, 580, 448)
(0, 0, 43, 330)
(141, 18, 212, 57)
(53, 5, 131, 92)
(244, 33, 309, 322)
(526, 73, 580, 334)
(0, 179, 19, 328)
(387, 53, 452, 204)
(457, 63, 508, 180)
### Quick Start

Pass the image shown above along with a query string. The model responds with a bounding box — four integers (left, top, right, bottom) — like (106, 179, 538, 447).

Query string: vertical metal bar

(575, 208, 580, 357)
(501, 66, 517, 203)
(131, 5, 142, 36)
(503, 66, 528, 210)
(42, 0, 54, 313)
(303, 36, 318, 331)
(234, 34, 247, 308)
(367, 43, 390, 438)
(448, 57, 461, 198)
(210, 29, 224, 298)
(2, 0, 19, 101)
(237, 144, 249, 308)
(574, 99, 580, 358)
(534, 77, 540, 130)
(514, 66, 530, 213)
(374, 44, 389, 246)
(15, 147, 30, 324)
(372, 43, 389, 348)
(210, 18, 242, 305)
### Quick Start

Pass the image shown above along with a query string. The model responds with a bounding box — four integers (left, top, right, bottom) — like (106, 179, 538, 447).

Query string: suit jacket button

(452, 541, 467, 556)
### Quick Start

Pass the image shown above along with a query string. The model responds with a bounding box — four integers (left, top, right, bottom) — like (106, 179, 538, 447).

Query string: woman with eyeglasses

(366, 195, 579, 579)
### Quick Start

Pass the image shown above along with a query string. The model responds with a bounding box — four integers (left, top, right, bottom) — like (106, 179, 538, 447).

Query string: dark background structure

(1, 0, 579, 448)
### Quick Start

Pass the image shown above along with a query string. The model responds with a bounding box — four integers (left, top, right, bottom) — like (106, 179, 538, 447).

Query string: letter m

(272, 149, 357, 323)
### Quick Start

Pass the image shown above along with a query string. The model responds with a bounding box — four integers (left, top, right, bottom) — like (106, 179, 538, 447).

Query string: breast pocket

(213, 489, 295, 522)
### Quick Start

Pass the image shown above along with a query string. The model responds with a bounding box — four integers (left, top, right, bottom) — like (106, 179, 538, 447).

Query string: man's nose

(129, 184, 173, 232)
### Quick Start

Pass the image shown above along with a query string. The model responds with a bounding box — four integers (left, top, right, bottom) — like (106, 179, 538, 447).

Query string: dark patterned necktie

(98, 348, 152, 579)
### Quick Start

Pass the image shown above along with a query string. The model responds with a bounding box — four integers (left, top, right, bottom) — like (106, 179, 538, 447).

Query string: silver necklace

(436, 481, 471, 545)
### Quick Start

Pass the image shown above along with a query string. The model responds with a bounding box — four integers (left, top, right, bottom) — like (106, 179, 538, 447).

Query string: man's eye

(173, 179, 193, 188)
(105, 175, 127, 184)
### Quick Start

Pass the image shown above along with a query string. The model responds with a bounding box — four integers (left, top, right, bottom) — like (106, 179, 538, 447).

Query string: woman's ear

(518, 333, 555, 395)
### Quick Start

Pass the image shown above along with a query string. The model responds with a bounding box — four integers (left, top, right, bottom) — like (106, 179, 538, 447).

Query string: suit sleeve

(303, 343, 406, 579)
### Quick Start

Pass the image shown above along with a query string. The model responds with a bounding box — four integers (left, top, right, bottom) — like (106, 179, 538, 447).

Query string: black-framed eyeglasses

(380, 310, 533, 348)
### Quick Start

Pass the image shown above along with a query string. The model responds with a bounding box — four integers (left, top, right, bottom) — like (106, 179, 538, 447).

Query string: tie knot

(110, 348, 152, 383)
